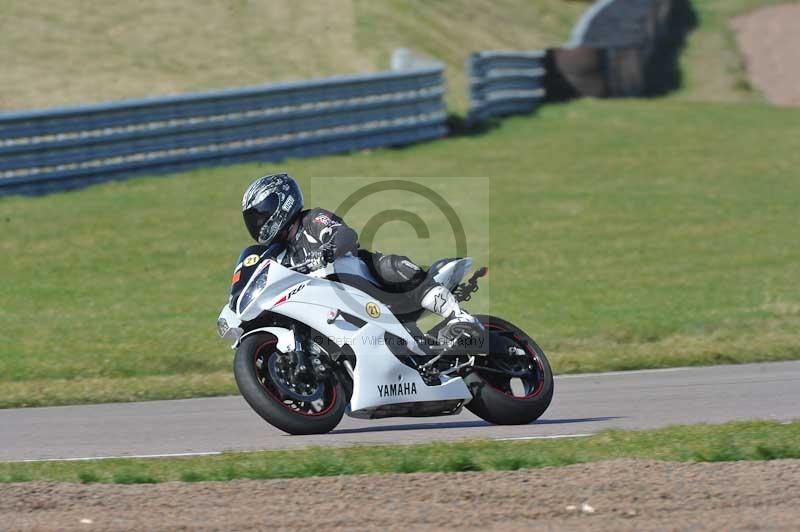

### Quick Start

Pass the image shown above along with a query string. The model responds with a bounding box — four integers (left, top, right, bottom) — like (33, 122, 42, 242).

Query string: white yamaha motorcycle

(217, 243, 553, 435)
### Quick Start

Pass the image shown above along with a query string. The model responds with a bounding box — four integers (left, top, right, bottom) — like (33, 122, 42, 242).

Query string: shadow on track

(328, 416, 622, 435)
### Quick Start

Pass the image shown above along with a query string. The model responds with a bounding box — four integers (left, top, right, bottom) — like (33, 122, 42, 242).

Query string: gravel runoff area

(3, 459, 799, 531)
(733, 3, 800, 106)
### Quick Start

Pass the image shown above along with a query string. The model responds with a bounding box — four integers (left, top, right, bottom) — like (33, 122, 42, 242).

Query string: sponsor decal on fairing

(272, 282, 307, 307)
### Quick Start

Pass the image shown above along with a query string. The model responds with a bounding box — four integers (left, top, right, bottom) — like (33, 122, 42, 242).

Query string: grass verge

(1, 421, 798, 483)
(0, 372, 236, 409)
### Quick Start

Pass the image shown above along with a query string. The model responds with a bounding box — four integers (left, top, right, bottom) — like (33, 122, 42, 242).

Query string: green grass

(1, 421, 797, 483)
(1, 98, 799, 408)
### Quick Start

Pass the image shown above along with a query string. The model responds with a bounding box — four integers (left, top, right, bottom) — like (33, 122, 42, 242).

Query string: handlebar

(285, 243, 335, 273)
(289, 260, 313, 272)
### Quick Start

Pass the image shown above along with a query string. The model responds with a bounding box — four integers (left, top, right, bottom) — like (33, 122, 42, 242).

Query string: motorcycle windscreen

(229, 242, 285, 310)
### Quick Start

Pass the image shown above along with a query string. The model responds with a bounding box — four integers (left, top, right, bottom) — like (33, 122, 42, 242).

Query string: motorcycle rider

(240, 172, 483, 348)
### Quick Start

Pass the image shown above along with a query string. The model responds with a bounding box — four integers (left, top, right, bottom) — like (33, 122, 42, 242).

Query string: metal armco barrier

(0, 66, 447, 195)
(466, 51, 546, 124)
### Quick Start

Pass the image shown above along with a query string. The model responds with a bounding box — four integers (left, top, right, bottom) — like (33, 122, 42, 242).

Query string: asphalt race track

(2, 361, 798, 462)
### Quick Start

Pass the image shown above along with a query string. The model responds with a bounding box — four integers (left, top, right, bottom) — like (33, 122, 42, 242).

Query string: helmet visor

(243, 194, 280, 242)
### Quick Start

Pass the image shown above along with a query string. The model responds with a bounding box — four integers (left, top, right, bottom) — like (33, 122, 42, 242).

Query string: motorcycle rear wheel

(234, 333, 346, 435)
(464, 315, 554, 425)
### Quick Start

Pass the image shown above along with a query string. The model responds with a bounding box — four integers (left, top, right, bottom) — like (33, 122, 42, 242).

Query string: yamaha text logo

(377, 381, 417, 398)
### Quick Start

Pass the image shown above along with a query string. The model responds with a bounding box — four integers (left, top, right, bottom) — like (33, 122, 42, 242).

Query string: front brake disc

(266, 352, 325, 402)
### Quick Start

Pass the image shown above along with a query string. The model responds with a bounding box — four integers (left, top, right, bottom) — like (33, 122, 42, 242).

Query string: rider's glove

(307, 252, 325, 272)
(321, 245, 335, 265)
(307, 245, 335, 271)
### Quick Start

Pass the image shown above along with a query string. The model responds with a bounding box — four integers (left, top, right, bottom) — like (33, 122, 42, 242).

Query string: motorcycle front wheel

(234, 333, 346, 435)
(464, 315, 554, 425)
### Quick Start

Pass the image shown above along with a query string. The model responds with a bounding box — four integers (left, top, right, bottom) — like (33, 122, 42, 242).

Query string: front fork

(282, 324, 331, 382)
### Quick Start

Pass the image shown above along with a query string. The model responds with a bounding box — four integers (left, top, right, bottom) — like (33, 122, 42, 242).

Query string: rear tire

(234, 333, 346, 435)
(464, 315, 554, 425)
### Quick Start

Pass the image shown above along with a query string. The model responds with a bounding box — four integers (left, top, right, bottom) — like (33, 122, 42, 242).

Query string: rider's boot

(421, 285, 485, 351)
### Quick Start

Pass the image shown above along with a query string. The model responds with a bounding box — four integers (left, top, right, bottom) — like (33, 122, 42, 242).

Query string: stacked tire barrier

(546, 0, 676, 99)
(466, 51, 547, 124)
(0, 66, 446, 195)
(569, 0, 673, 49)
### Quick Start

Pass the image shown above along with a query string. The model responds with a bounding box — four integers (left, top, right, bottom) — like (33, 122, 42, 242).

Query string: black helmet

(242, 173, 304, 245)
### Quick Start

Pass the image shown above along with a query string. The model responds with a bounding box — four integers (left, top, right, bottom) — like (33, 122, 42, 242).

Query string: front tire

(234, 333, 346, 435)
(464, 315, 554, 425)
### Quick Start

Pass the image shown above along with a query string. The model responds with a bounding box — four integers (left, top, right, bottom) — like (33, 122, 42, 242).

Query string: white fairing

(218, 257, 474, 416)
(241, 326, 295, 353)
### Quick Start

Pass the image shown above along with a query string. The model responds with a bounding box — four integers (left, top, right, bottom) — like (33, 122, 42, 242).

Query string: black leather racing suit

(282, 208, 427, 297)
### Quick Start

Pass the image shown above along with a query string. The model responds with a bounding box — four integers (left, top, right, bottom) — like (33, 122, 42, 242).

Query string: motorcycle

(217, 243, 553, 435)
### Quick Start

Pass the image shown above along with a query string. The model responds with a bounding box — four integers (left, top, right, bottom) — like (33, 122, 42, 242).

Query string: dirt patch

(3, 459, 799, 531)
(733, 4, 800, 106)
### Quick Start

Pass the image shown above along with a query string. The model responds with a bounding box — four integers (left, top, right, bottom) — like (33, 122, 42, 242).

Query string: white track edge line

(493, 433, 594, 442)
(7, 450, 225, 463)
(556, 367, 691, 379)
